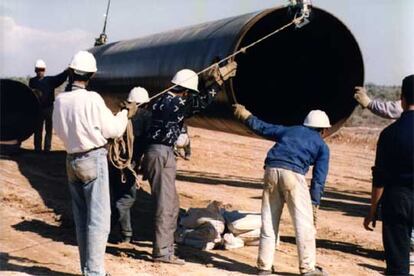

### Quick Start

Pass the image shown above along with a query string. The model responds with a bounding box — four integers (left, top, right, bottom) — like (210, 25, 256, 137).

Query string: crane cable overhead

(108, 12, 308, 188)
(102, 0, 111, 35)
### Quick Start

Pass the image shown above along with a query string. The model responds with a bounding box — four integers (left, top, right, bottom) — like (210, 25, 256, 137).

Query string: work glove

(218, 61, 237, 82)
(312, 204, 319, 228)
(203, 61, 238, 86)
(354, 86, 371, 108)
(233, 104, 252, 121)
(121, 101, 138, 118)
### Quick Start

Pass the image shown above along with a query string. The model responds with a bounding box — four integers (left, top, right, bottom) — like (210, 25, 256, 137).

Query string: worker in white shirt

(53, 50, 137, 276)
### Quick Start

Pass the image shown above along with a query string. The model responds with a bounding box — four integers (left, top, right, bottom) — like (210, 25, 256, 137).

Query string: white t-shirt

(53, 88, 128, 154)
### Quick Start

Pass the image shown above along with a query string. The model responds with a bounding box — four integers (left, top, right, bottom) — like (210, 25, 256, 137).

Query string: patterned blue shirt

(147, 82, 220, 147)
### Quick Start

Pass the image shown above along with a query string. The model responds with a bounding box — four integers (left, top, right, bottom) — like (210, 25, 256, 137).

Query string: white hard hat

(69, 51, 97, 74)
(303, 110, 331, 128)
(171, 69, 199, 92)
(127, 86, 150, 103)
(35, 59, 46, 69)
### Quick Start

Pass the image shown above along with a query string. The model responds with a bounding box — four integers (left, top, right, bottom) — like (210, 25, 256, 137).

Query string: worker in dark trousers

(364, 75, 414, 276)
(109, 87, 152, 243)
(355, 85, 414, 265)
(142, 62, 237, 265)
(29, 59, 68, 152)
(174, 123, 191, 160)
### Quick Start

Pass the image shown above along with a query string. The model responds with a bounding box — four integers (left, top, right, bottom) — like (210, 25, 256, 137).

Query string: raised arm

(50, 69, 69, 88)
(354, 86, 402, 119)
(94, 94, 129, 139)
(368, 99, 403, 119)
(184, 62, 237, 118)
(246, 115, 286, 140)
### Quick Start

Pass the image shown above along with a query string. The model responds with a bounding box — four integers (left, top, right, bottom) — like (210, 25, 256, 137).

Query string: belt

(68, 144, 108, 157)
(150, 142, 174, 148)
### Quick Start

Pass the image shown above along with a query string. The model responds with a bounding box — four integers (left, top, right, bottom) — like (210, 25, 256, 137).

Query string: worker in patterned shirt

(142, 62, 237, 265)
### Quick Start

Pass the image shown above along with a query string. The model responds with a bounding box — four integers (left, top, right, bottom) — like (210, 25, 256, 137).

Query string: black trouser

(381, 186, 413, 275)
(34, 106, 53, 151)
(109, 165, 137, 239)
(142, 144, 178, 258)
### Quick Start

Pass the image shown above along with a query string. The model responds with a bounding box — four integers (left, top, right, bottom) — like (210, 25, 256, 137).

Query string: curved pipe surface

(89, 6, 364, 136)
(0, 79, 40, 142)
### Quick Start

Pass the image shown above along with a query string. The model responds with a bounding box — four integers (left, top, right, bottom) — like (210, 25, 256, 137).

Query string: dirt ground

(0, 125, 411, 275)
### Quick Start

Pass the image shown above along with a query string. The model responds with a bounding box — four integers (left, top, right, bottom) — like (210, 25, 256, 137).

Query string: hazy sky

(1, 0, 413, 85)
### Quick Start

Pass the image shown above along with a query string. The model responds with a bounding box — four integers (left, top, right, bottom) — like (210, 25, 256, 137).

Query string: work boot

(257, 266, 275, 275)
(257, 269, 272, 275)
(120, 236, 131, 244)
(153, 255, 185, 265)
(301, 267, 328, 276)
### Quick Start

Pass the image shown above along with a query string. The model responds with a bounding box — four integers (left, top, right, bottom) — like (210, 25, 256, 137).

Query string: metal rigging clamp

(288, 0, 312, 28)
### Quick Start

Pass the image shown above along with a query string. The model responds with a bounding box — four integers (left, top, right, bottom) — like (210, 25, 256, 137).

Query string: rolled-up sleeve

(94, 96, 128, 139)
(310, 143, 330, 205)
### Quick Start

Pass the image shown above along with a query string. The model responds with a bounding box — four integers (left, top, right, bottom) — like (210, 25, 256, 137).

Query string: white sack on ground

(224, 211, 261, 235)
(180, 201, 225, 229)
(223, 233, 244, 250)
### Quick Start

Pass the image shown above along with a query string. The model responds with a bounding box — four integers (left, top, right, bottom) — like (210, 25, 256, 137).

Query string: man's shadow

(4, 149, 155, 246)
(0, 253, 78, 276)
(2, 149, 75, 241)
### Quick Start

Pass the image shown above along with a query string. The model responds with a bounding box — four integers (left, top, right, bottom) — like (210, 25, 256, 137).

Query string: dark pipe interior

(0, 79, 40, 141)
(233, 8, 364, 129)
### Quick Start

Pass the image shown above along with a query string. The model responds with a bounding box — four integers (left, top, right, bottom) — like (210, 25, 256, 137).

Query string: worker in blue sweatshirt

(233, 104, 330, 276)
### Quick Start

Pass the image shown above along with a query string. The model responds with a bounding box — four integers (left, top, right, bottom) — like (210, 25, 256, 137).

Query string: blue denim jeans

(66, 148, 110, 276)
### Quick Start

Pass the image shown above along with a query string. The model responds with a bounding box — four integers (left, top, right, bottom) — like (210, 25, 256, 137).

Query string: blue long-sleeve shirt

(246, 115, 330, 205)
(147, 82, 220, 147)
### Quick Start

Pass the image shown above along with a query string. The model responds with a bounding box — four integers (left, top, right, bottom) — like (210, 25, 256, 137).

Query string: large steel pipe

(0, 79, 40, 142)
(89, 6, 364, 136)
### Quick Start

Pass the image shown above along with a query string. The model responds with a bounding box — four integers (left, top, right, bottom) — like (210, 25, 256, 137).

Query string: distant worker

(53, 50, 137, 276)
(29, 59, 68, 152)
(355, 85, 414, 265)
(233, 105, 330, 276)
(109, 87, 152, 244)
(95, 33, 108, 47)
(142, 62, 237, 265)
(363, 75, 414, 275)
(174, 123, 191, 160)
